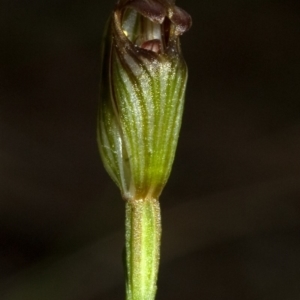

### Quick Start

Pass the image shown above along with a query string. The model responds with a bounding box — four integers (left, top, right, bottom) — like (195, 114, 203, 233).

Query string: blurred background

(1, 0, 300, 299)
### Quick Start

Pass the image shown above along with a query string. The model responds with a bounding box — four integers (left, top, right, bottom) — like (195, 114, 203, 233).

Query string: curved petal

(170, 5, 192, 35)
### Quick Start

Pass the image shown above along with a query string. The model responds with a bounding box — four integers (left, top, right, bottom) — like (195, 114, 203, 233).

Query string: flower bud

(97, 0, 191, 201)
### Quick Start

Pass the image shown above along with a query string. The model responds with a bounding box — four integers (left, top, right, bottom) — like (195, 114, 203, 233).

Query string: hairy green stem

(125, 198, 161, 300)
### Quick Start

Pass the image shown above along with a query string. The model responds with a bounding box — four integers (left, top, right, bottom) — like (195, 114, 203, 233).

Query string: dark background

(1, 0, 300, 299)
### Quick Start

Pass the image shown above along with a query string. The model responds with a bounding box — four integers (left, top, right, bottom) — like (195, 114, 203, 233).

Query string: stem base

(125, 198, 161, 300)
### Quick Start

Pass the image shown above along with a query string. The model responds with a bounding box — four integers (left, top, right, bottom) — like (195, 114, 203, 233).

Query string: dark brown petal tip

(170, 6, 192, 35)
(127, 0, 167, 24)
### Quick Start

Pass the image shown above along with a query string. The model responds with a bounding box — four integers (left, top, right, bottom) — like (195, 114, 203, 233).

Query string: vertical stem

(125, 198, 161, 300)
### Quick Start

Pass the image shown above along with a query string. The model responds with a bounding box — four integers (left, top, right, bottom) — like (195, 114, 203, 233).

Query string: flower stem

(125, 198, 161, 300)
